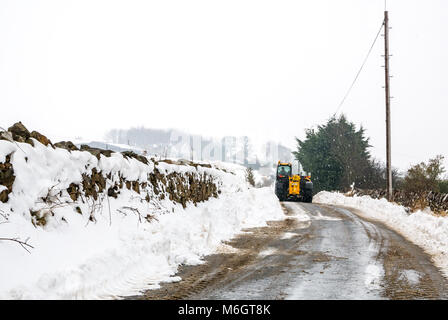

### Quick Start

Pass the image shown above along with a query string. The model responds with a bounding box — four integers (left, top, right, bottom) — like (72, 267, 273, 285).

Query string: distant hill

(102, 126, 294, 185)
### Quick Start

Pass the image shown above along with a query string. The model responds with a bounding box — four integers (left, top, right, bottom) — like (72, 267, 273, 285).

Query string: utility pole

(384, 11, 393, 201)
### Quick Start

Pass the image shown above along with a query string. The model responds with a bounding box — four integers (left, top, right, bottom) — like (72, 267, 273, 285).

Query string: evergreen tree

(293, 115, 374, 192)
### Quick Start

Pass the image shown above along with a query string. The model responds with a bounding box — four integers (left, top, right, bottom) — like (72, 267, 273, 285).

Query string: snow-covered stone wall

(0, 123, 285, 299)
(347, 188, 448, 214)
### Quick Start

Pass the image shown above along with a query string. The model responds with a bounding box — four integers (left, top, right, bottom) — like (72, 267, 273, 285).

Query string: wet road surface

(133, 202, 448, 300)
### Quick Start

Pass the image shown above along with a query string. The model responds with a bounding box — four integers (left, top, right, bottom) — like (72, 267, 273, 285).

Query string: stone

(54, 141, 79, 151)
(80, 145, 112, 159)
(0, 190, 8, 202)
(0, 154, 15, 203)
(8, 122, 30, 142)
(0, 131, 13, 142)
(121, 151, 148, 165)
(30, 131, 53, 147)
(67, 183, 80, 201)
(107, 187, 119, 198)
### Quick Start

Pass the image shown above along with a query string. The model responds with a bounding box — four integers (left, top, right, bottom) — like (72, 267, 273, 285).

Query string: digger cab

(275, 162, 292, 201)
(276, 162, 292, 178)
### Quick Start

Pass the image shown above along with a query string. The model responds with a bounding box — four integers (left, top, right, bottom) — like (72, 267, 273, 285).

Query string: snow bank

(315, 191, 448, 278)
(0, 139, 285, 299)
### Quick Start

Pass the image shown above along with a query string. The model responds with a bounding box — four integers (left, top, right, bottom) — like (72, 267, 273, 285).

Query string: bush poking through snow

(245, 167, 255, 187)
(403, 155, 445, 194)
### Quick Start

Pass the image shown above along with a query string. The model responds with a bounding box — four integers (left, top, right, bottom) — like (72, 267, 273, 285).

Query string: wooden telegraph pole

(384, 11, 393, 201)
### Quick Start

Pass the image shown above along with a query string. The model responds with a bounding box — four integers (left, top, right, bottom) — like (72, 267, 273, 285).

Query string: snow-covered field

(315, 191, 448, 278)
(0, 140, 285, 299)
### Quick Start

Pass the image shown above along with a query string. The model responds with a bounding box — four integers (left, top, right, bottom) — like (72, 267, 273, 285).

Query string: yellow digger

(274, 161, 313, 203)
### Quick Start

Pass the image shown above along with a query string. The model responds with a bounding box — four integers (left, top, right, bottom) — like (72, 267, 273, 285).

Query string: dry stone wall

(347, 188, 448, 214)
(0, 123, 223, 214)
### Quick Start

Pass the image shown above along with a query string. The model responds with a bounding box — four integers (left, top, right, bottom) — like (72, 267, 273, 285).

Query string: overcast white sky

(0, 0, 446, 172)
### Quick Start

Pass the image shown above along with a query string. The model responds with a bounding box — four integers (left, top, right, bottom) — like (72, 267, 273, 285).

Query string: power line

(333, 19, 385, 117)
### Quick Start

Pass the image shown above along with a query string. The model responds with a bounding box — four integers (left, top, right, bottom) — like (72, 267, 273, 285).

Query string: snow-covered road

(283, 203, 448, 299)
(136, 202, 448, 300)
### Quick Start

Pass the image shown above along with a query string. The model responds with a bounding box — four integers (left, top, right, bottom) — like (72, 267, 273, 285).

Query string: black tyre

(302, 191, 313, 203)
(278, 194, 287, 202)
(275, 181, 289, 202)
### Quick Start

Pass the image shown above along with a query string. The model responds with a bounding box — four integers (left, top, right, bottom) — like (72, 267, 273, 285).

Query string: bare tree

(403, 155, 445, 193)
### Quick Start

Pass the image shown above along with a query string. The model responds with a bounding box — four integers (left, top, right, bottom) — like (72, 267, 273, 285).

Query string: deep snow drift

(0, 139, 285, 299)
(315, 191, 448, 278)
